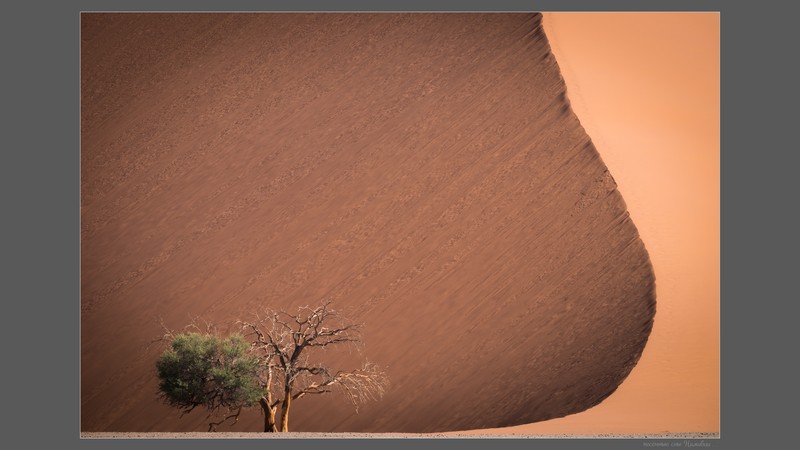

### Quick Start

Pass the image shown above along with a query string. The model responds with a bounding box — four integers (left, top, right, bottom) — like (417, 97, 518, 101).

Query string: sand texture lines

(81, 13, 655, 432)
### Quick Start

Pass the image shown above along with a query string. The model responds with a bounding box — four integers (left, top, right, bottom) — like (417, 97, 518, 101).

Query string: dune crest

(81, 13, 655, 432)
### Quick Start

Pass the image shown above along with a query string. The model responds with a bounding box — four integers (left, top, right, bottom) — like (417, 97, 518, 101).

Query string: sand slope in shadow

(81, 13, 655, 433)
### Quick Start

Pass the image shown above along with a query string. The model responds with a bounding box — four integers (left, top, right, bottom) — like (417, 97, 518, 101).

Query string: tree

(154, 302, 388, 432)
(241, 302, 389, 432)
(154, 331, 262, 431)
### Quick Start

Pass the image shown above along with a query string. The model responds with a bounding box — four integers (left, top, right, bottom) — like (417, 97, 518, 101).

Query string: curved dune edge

(458, 13, 720, 435)
(81, 13, 656, 433)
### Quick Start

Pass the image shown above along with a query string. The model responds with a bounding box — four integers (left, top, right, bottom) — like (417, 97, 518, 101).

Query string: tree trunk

(259, 397, 277, 432)
(280, 389, 292, 432)
(260, 367, 278, 432)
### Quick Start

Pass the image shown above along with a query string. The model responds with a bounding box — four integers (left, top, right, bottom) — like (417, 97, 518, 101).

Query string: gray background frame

(4, 0, 781, 449)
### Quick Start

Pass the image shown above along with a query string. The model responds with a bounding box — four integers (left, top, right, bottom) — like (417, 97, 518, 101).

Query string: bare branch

(147, 316, 176, 351)
(207, 406, 243, 432)
(150, 315, 220, 350)
(293, 388, 332, 400)
(234, 302, 388, 430)
(179, 403, 197, 418)
(331, 361, 389, 412)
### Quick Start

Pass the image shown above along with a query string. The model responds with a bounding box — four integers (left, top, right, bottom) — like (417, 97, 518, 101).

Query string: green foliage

(156, 332, 262, 413)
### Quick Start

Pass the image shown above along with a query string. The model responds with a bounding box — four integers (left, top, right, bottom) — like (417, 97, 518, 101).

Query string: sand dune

(481, 13, 720, 435)
(81, 13, 655, 433)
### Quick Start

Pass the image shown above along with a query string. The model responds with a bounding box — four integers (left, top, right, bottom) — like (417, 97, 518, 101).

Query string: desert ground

(79, 12, 709, 435)
(81, 432, 718, 439)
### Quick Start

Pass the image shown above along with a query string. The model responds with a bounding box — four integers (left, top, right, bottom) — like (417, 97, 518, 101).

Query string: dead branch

(236, 302, 388, 430)
(207, 406, 243, 432)
(332, 361, 389, 411)
(149, 315, 219, 350)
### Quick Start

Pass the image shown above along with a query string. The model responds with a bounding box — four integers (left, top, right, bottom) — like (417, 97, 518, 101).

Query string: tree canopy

(155, 332, 262, 422)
